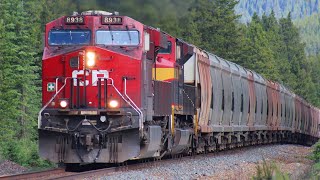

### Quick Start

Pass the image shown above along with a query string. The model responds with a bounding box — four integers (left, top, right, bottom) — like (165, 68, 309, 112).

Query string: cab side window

(158, 41, 172, 54)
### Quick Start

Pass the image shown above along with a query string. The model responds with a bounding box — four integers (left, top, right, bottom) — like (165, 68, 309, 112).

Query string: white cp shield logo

(72, 70, 109, 86)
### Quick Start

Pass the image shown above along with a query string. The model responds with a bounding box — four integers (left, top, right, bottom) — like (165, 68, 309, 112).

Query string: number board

(102, 16, 123, 25)
(65, 16, 85, 24)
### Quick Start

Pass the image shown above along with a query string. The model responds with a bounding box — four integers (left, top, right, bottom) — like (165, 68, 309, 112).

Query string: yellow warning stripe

(152, 68, 175, 81)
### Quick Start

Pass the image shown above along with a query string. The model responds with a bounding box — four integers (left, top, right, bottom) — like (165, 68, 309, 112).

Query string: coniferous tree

(294, 13, 320, 56)
(235, 0, 320, 23)
(279, 13, 310, 96)
(0, 0, 43, 165)
(178, 7, 202, 46)
(0, 0, 24, 142)
(238, 13, 278, 80)
(307, 56, 320, 106)
(261, 11, 294, 86)
(181, 0, 242, 60)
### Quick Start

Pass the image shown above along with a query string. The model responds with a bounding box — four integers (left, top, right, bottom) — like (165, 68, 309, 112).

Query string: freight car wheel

(65, 163, 109, 172)
(64, 163, 80, 172)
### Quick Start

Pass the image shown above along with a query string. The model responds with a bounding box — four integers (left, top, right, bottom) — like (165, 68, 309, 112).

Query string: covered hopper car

(38, 10, 320, 165)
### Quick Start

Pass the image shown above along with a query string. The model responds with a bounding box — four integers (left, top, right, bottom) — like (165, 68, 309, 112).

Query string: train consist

(39, 10, 320, 164)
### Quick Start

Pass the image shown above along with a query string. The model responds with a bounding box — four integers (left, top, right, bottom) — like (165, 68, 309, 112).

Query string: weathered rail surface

(54, 167, 119, 180)
(0, 168, 69, 180)
(0, 163, 143, 180)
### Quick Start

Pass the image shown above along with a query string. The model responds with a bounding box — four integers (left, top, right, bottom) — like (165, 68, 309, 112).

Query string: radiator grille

(154, 81, 172, 115)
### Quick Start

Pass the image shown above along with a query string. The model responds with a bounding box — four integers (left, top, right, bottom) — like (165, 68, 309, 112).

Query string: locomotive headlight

(59, 100, 68, 108)
(86, 51, 96, 67)
(108, 99, 119, 108)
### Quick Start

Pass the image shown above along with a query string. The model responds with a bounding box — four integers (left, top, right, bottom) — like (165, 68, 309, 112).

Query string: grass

(307, 141, 320, 179)
(252, 159, 289, 180)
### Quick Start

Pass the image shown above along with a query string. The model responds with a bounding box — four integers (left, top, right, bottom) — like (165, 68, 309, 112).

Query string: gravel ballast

(98, 144, 312, 180)
(0, 160, 27, 176)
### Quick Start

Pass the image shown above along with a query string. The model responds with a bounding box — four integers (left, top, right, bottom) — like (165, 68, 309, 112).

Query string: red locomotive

(39, 10, 320, 165)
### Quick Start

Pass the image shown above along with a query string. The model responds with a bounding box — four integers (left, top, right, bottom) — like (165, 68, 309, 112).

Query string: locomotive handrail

(123, 78, 144, 135)
(101, 78, 143, 136)
(38, 77, 73, 128)
(38, 76, 143, 135)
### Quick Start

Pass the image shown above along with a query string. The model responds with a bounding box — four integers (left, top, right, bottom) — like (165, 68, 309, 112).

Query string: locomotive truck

(38, 10, 320, 165)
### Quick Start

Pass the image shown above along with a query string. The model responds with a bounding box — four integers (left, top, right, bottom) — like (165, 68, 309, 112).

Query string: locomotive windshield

(48, 29, 91, 45)
(96, 30, 139, 46)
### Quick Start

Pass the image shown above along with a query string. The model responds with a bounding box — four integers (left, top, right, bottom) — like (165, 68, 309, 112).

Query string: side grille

(183, 85, 196, 115)
(154, 81, 172, 116)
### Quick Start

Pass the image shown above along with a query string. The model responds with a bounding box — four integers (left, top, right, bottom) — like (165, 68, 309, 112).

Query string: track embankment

(0, 144, 313, 180)
(100, 144, 312, 180)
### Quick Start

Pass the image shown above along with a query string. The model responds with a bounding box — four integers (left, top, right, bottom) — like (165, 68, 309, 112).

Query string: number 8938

(65, 16, 84, 24)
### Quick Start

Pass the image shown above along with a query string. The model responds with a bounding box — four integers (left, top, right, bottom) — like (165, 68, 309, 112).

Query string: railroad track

(0, 144, 311, 179)
(0, 168, 70, 180)
(55, 167, 120, 180)
(0, 163, 143, 180)
(0, 157, 170, 180)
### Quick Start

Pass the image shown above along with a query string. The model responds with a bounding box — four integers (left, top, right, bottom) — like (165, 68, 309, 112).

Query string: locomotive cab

(39, 11, 149, 163)
(42, 10, 144, 108)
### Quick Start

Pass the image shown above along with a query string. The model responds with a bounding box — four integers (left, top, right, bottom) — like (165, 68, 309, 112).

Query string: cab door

(154, 36, 176, 82)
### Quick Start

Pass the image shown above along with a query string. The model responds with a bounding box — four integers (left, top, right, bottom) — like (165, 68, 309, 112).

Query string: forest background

(0, 0, 320, 167)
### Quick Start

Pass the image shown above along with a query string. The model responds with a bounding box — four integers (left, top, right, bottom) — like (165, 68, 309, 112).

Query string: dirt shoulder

(201, 145, 312, 180)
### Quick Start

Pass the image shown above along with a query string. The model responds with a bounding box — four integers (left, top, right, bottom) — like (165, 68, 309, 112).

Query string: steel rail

(1, 163, 141, 180)
(0, 168, 66, 180)
(54, 163, 152, 180)
(53, 167, 119, 180)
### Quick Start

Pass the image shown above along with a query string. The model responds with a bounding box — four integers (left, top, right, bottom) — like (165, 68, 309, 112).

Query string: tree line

(0, 0, 319, 167)
(294, 13, 320, 56)
(235, 0, 320, 23)
(235, 0, 320, 59)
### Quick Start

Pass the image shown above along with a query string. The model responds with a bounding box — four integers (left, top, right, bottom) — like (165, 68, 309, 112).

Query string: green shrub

(310, 141, 320, 162)
(309, 141, 320, 178)
(252, 159, 289, 180)
(0, 138, 52, 168)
